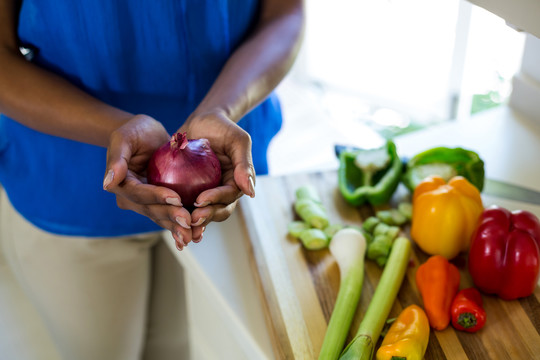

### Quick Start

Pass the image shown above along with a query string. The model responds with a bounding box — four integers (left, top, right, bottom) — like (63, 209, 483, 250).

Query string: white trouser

(0, 191, 189, 360)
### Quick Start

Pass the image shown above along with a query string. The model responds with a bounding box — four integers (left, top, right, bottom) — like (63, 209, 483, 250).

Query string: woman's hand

(179, 111, 256, 241)
(103, 114, 195, 250)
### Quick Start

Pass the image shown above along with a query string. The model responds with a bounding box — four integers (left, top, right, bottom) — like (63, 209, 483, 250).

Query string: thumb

(103, 138, 132, 191)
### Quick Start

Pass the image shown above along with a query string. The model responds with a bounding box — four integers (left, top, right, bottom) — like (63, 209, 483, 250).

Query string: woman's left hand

(179, 111, 256, 241)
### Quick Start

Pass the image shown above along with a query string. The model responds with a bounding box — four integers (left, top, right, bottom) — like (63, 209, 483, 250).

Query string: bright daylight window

(270, 0, 525, 175)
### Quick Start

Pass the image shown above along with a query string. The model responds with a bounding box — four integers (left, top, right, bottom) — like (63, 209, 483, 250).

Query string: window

(270, 0, 525, 175)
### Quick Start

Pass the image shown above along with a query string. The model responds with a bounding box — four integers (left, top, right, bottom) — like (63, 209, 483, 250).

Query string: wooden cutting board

(238, 170, 540, 360)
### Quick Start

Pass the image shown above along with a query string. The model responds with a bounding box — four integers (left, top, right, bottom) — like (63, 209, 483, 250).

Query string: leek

(340, 236, 411, 359)
(318, 228, 367, 360)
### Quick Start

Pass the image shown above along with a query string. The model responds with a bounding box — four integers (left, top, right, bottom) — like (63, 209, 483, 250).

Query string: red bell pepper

(451, 288, 486, 332)
(468, 206, 540, 300)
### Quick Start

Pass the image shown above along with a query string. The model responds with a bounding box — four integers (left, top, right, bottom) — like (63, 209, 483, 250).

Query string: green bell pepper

(402, 146, 485, 192)
(338, 140, 402, 206)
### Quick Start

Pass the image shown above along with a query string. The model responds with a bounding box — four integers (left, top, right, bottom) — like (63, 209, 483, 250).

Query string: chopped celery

(397, 202, 413, 221)
(294, 198, 329, 229)
(362, 216, 381, 234)
(298, 228, 329, 250)
(287, 221, 310, 238)
(361, 230, 373, 246)
(367, 224, 400, 267)
(373, 222, 391, 237)
(385, 226, 400, 240)
(324, 224, 344, 240)
(376, 209, 407, 226)
(295, 184, 323, 203)
(367, 235, 394, 267)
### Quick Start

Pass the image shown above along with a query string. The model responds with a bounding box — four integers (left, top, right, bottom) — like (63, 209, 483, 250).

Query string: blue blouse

(0, 0, 282, 236)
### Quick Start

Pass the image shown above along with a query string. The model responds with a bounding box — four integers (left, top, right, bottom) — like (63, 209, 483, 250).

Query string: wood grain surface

(239, 170, 540, 360)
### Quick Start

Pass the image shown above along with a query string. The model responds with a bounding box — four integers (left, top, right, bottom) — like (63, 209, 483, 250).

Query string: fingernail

(103, 169, 114, 190)
(248, 175, 255, 198)
(176, 242, 183, 251)
(194, 200, 210, 207)
(176, 216, 191, 229)
(166, 197, 182, 207)
(176, 232, 185, 247)
(191, 217, 206, 227)
(193, 233, 204, 243)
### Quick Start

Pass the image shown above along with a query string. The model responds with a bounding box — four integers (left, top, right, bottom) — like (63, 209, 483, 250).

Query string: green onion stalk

(339, 236, 411, 360)
(318, 228, 367, 360)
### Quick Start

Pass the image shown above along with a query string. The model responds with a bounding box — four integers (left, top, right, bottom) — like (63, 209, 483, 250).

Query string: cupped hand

(179, 111, 256, 241)
(103, 114, 194, 250)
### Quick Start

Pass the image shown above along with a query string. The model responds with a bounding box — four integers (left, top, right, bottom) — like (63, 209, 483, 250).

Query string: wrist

(182, 109, 233, 132)
(108, 114, 165, 147)
(189, 107, 231, 121)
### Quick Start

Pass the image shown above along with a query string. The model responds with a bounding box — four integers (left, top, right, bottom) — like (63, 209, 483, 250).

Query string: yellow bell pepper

(410, 175, 483, 259)
(376, 304, 430, 360)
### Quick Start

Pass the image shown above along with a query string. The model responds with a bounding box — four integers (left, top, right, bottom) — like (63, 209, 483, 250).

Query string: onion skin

(147, 132, 222, 210)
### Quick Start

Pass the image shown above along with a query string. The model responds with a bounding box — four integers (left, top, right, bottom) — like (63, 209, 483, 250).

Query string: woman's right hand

(103, 114, 194, 250)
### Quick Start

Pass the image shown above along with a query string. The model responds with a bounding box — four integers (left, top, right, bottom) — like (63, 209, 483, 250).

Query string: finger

(171, 231, 184, 251)
(171, 223, 194, 250)
(190, 225, 205, 243)
(191, 200, 237, 227)
(194, 184, 242, 208)
(116, 195, 192, 228)
(211, 201, 238, 222)
(228, 132, 256, 198)
(103, 132, 133, 190)
(116, 195, 193, 242)
(113, 172, 183, 207)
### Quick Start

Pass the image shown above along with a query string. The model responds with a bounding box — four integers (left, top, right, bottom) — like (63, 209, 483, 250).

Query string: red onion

(147, 132, 221, 210)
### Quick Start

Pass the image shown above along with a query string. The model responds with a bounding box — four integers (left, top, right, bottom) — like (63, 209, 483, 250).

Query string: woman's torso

(0, 0, 282, 236)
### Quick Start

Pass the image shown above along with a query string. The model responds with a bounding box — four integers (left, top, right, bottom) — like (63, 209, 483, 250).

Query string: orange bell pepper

(416, 255, 460, 331)
(410, 175, 483, 259)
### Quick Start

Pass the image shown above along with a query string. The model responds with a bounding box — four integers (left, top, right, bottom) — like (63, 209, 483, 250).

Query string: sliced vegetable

(397, 202, 413, 221)
(360, 218, 402, 267)
(324, 224, 345, 239)
(287, 221, 310, 238)
(468, 206, 540, 300)
(367, 223, 400, 267)
(410, 175, 484, 259)
(338, 140, 403, 206)
(299, 228, 329, 250)
(376, 209, 408, 226)
(376, 304, 430, 360)
(294, 198, 329, 230)
(362, 216, 381, 233)
(415, 255, 460, 331)
(402, 146, 485, 192)
(319, 228, 367, 360)
(372, 222, 395, 237)
(290, 185, 347, 250)
(294, 185, 330, 229)
(296, 184, 323, 202)
(339, 236, 412, 360)
(451, 288, 486, 333)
